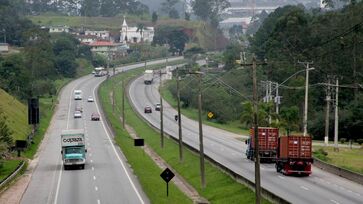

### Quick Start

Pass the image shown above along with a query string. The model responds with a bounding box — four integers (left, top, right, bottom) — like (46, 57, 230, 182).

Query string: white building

(85, 30, 110, 40)
(119, 17, 154, 44)
(49, 25, 70, 33)
(76, 35, 99, 44)
(89, 41, 129, 58)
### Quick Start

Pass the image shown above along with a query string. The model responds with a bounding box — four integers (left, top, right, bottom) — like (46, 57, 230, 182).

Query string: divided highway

(128, 74, 363, 204)
(21, 57, 182, 204)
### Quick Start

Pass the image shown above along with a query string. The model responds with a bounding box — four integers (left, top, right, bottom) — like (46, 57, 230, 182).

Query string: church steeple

(122, 16, 128, 27)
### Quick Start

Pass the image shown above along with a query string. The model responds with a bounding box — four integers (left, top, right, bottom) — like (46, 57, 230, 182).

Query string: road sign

(207, 112, 214, 119)
(134, 138, 144, 146)
(160, 168, 175, 197)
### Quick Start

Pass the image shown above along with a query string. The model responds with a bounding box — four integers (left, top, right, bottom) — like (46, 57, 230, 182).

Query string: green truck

(61, 129, 87, 170)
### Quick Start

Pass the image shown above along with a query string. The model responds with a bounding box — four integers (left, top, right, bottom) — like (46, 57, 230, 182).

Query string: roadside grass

(0, 89, 31, 141)
(313, 146, 363, 174)
(0, 160, 22, 182)
(161, 83, 249, 136)
(99, 67, 270, 203)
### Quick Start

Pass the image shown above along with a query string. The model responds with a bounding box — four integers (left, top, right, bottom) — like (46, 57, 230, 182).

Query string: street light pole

(197, 73, 205, 188)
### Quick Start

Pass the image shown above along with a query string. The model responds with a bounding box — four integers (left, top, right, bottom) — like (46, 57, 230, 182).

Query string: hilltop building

(119, 17, 154, 44)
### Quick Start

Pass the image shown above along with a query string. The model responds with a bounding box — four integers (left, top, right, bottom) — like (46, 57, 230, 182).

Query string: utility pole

(324, 78, 331, 146)
(252, 56, 261, 204)
(334, 78, 339, 152)
(275, 82, 280, 115)
(122, 75, 125, 129)
(197, 73, 205, 188)
(298, 61, 313, 137)
(159, 57, 168, 148)
(176, 70, 183, 162)
(238, 55, 266, 204)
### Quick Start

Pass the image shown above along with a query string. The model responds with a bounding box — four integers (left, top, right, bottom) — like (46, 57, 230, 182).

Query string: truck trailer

(275, 135, 313, 176)
(245, 127, 278, 162)
(144, 70, 154, 84)
(61, 129, 87, 170)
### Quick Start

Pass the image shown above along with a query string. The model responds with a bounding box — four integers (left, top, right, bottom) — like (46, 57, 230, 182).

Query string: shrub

(340, 138, 347, 144)
(356, 139, 363, 145)
(313, 148, 329, 161)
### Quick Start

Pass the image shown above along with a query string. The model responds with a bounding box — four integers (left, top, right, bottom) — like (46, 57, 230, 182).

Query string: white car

(87, 96, 94, 102)
(74, 111, 82, 118)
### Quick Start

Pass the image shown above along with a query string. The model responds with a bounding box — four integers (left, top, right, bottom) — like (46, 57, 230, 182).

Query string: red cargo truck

(275, 135, 313, 176)
(245, 127, 279, 162)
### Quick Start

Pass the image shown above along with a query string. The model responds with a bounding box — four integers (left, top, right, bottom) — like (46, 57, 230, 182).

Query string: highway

(20, 57, 182, 204)
(128, 74, 363, 204)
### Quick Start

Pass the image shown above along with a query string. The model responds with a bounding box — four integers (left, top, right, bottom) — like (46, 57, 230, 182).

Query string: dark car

(144, 106, 152, 113)
(91, 113, 100, 121)
(155, 103, 161, 111)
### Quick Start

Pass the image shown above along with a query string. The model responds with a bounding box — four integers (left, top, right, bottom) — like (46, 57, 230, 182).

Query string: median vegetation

(99, 64, 269, 203)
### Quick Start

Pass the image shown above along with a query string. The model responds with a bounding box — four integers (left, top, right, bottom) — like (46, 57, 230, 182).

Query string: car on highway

(155, 103, 161, 111)
(91, 112, 100, 121)
(74, 111, 82, 118)
(87, 96, 94, 102)
(75, 106, 83, 113)
(144, 106, 152, 113)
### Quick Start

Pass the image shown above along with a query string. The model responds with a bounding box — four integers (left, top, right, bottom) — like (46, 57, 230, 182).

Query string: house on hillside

(85, 30, 110, 40)
(89, 41, 129, 59)
(119, 17, 154, 44)
(0, 43, 9, 53)
(49, 25, 70, 33)
(76, 35, 99, 44)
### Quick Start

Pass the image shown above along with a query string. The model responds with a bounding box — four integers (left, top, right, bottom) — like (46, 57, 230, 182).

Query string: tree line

(168, 2, 363, 141)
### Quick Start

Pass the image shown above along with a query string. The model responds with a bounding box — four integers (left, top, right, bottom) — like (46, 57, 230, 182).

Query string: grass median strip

(99, 66, 270, 203)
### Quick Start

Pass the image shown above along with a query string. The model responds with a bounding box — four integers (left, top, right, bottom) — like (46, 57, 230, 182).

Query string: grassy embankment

(313, 146, 363, 174)
(161, 82, 249, 136)
(99, 63, 269, 203)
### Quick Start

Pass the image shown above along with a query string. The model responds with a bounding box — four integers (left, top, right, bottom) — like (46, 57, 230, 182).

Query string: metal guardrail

(314, 157, 363, 185)
(0, 161, 26, 191)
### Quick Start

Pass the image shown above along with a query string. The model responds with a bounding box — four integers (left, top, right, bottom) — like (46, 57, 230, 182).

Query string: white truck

(74, 90, 82, 100)
(144, 70, 154, 85)
(61, 129, 87, 170)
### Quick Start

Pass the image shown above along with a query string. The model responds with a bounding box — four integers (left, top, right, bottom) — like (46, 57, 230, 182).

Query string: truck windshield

(65, 147, 82, 154)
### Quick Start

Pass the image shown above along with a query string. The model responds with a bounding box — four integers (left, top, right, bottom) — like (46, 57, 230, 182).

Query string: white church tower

(120, 16, 128, 43)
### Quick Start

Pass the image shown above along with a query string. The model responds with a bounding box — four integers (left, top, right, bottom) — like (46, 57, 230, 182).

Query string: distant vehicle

(144, 70, 154, 84)
(75, 106, 83, 113)
(94, 67, 106, 77)
(74, 111, 82, 118)
(245, 127, 278, 162)
(74, 90, 82, 100)
(144, 106, 152, 113)
(61, 129, 86, 170)
(87, 96, 94, 102)
(91, 113, 100, 121)
(155, 103, 161, 111)
(275, 135, 313, 176)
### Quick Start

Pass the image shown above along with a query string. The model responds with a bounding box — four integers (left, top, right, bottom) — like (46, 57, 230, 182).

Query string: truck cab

(74, 90, 82, 100)
(61, 129, 86, 170)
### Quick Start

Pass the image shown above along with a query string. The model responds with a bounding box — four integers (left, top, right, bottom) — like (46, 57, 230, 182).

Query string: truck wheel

(276, 163, 282, 173)
(81, 164, 85, 169)
(64, 165, 68, 170)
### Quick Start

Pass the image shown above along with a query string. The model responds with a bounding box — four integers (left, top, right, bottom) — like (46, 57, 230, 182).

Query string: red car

(144, 106, 152, 113)
(91, 113, 100, 121)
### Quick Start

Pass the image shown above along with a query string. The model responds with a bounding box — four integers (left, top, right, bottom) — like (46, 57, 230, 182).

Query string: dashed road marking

(330, 199, 340, 204)
(90, 159, 93, 163)
(300, 186, 309, 191)
(95, 186, 98, 191)
(93, 176, 96, 180)
(97, 200, 101, 204)
(89, 153, 92, 157)
(92, 166, 94, 171)
(278, 176, 285, 180)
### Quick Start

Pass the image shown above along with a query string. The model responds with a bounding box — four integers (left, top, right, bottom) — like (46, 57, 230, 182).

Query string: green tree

(153, 25, 189, 55)
(152, 11, 158, 24)
(161, 0, 179, 18)
(136, 23, 145, 42)
(100, 0, 116, 17)
(223, 44, 242, 70)
(279, 106, 300, 136)
(81, 0, 100, 16)
(192, 0, 230, 27)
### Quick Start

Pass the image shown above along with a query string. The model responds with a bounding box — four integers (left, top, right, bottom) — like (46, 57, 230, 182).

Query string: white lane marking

(89, 153, 92, 157)
(260, 166, 265, 170)
(92, 167, 95, 171)
(93, 176, 96, 180)
(97, 200, 101, 204)
(90, 159, 93, 163)
(330, 199, 340, 204)
(278, 176, 285, 180)
(355, 193, 361, 197)
(93, 81, 146, 204)
(95, 186, 98, 191)
(54, 164, 63, 204)
(87, 142, 90, 146)
(300, 186, 309, 191)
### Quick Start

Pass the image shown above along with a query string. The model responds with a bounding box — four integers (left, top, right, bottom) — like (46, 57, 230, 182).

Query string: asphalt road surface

(128, 74, 363, 204)
(21, 57, 182, 204)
